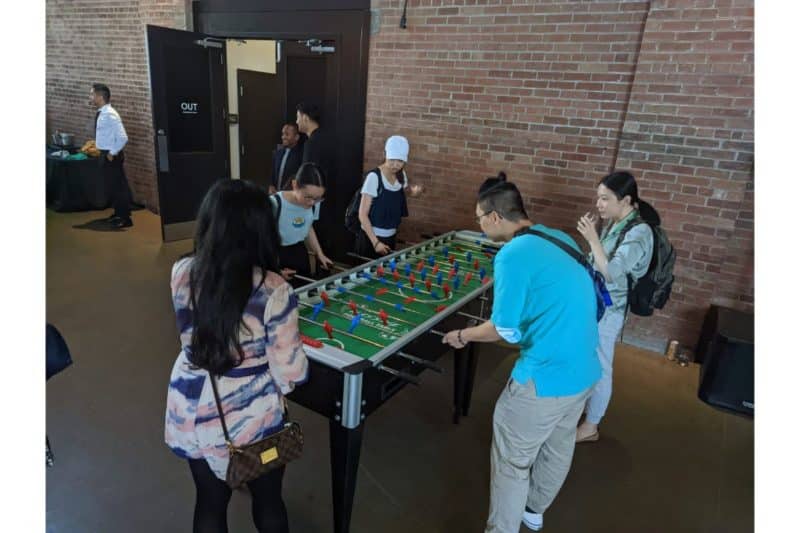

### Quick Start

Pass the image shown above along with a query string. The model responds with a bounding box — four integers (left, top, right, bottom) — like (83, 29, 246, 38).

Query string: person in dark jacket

(296, 102, 337, 253)
(269, 122, 304, 194)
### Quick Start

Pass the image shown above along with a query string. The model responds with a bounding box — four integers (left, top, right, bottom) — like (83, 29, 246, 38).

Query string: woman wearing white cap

(355, 135, 423, 258)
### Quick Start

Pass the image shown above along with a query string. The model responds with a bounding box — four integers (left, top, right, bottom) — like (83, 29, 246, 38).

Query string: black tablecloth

(46, 148, 110, 212)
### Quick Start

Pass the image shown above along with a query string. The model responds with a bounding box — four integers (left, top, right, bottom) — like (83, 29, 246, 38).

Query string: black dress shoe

(111, 218, 133, 229)
(102, 214, 121, 222)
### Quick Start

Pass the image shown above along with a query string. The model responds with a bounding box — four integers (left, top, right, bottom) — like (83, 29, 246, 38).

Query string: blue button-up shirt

(95, 104, 128, 156)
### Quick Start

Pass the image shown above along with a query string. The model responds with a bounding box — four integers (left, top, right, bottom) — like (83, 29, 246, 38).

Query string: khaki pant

(486, 378, 590, 533)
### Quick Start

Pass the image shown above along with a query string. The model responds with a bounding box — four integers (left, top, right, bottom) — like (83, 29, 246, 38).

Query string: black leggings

(188, 458, 288, 533)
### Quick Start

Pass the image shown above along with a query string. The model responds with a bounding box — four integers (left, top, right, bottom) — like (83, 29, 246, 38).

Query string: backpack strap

(525, 228, 591, 269)
(525, 228, 612, 315)
(270, 193, 282, 221)
(608, 214, 645, 259)
(370, 168, 384, 196)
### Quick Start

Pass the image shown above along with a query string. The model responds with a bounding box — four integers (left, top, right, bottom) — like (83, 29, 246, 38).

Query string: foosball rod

(343, 288, 431, 318)
(347, 251, 485, 278)
(297, 300, 402, 336)
(428, 239, 499, 257)
(456, 311, 487, 323)
(361, 268, 450, 290)
(320, 293, 420, 326)
(355, 273, 452, 300)
(424, 243, 495, 261)
(298, 315, 386, 348)
(375, 364, 421, 386)
(346, 251, 482, 279)
(396, 351, 444, 373)
(401, 254, 485, 275)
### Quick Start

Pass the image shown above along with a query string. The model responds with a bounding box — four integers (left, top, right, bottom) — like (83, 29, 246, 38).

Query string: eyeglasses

(302, 194, 324, 203)
(475, 211, 493, 224)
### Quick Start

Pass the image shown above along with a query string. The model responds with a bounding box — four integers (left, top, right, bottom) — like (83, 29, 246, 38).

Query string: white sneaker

(522, 510, 543, 531)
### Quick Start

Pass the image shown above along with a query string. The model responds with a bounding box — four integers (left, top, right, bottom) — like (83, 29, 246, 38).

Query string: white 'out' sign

(180, 102, 199, 114)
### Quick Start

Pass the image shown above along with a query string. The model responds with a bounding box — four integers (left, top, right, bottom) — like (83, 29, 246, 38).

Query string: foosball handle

(396, 351, 444, 374)
(376, 365, 421, 386)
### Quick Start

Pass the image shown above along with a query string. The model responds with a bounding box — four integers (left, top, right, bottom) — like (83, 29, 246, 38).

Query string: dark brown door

(146, 25, 229, 242)
(238, 68, 285, 189)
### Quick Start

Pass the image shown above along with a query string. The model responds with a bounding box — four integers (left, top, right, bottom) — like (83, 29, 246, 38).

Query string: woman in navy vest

(355, 135, 423, 258)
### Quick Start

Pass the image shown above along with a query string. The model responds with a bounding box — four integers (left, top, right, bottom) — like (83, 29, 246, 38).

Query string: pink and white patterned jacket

(164, 257, 309, 480)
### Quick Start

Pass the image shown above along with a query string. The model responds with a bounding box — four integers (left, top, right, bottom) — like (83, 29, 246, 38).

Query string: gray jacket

(595, 217, 654, 313)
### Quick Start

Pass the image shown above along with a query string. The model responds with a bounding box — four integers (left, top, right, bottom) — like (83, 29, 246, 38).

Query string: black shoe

(103, 214, 121, 222)
(111, 218, 133, 229)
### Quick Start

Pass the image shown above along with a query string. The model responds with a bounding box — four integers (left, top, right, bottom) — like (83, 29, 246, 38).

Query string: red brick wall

(366, 0, 753, 350)
(46, 0, 189, 212)
(614, 0, 753, 349)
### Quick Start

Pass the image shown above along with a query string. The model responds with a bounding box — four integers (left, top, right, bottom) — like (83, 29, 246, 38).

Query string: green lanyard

(589, 209, 638, 264)
(600, 209, 639, 248)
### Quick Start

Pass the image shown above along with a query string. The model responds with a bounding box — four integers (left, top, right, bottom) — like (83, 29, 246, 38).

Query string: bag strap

(525, 228, 590, 269)
(367, 168, 384, 196)
(209, 371, 292, 449)
(208, 373, 234, 446)
(270, 194, 283, 222)
(608, 214, 644, 259)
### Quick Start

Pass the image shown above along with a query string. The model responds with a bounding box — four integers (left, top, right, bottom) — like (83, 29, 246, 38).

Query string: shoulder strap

(270, 193, 282, 221)
(366, 168, 384, 196)
(208, 373, 233, 445)
(609, 215, 645, 259)
(526, 228, 589, 268)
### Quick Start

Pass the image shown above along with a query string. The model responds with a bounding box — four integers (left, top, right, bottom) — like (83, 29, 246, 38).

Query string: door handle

(157, 129, 169, 172)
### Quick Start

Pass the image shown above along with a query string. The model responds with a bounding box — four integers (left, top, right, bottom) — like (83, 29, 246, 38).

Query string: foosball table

(286, 230, 499, 533)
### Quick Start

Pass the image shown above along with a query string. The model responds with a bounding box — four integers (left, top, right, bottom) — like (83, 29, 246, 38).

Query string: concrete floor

(46, 208, 753, 533)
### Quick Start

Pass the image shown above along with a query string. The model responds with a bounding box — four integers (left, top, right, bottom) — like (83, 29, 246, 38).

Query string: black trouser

(354, 230, 397, 260)
(187, 458, 288, 533)
(99, 150, 132, 219)
(279, 242, 312, 289)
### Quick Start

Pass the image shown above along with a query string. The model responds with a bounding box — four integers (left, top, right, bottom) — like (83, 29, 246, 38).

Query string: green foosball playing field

(297, 236, 497, 359)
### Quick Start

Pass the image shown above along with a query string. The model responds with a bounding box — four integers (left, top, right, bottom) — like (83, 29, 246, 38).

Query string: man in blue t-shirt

(442, 179, 600, 533)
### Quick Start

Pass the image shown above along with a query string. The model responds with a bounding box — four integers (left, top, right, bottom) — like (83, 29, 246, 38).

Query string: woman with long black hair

(575, 171, 655, 443)
(165, 179, 308, 532)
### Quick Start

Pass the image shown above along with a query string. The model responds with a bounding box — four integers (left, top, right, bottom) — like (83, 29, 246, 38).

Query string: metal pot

(57, 133, 75, 146)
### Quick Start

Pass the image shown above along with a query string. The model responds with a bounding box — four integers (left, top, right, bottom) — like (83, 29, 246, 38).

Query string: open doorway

(147, 23, 364, 257)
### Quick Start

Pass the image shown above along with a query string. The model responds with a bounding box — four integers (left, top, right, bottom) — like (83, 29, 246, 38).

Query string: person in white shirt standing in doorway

(91, 83, 132, 229)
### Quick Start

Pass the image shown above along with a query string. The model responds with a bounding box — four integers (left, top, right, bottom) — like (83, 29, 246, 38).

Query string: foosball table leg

(453, 346, 468, 424)
(462, 340, 479, 417)
(330, 419, 364, 533)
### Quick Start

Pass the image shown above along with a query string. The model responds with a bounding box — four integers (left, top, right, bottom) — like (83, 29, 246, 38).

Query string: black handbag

(209, 373, 304, 489)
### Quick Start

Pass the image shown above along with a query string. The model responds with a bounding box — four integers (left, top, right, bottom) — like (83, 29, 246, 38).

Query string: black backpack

(344, 168, 402, 235)
(610, 215, 676, 316)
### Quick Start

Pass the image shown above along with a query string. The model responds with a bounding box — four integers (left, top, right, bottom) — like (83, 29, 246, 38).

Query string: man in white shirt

(91, 84, 132, 229)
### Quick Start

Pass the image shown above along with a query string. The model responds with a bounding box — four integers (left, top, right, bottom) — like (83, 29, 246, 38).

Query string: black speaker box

(696, 305, 754, 416)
